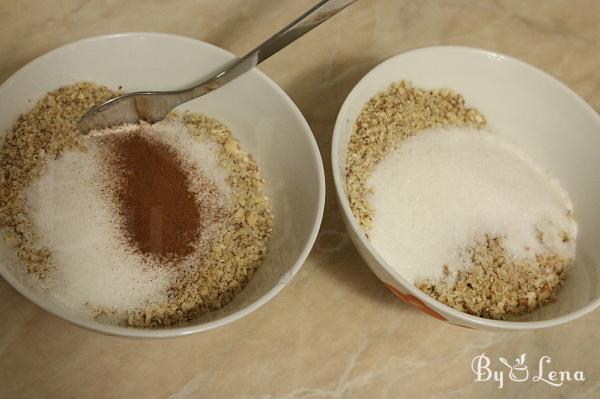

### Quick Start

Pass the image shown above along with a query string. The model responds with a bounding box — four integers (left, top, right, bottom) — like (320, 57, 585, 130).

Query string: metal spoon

(78, 0, 355, 134)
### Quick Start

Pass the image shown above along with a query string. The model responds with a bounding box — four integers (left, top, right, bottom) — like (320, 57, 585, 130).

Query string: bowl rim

(331, 45, 600, 330)
(0, 31, 326, 338)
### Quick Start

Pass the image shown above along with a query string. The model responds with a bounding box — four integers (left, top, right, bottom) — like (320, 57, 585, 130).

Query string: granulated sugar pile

(0, 83, 272, 327)
(346, 81, 577, 319)
(25, 120, 230, 317)
(367, 127, 576, 285)
(26, 144, 173, 312)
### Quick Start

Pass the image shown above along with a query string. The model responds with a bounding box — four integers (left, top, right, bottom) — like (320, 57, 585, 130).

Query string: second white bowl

(332, 46, 600, 330)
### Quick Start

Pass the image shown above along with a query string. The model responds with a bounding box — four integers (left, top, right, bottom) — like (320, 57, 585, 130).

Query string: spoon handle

(186, 0, 356, 98)
(246, 0, 355, 65)
(79, 0, 356, 133)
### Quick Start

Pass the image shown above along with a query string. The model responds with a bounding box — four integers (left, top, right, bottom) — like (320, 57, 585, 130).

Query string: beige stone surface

(1, 0, 600, 398)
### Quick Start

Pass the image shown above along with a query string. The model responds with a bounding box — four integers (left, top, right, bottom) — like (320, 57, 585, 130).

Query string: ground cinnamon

(105, 131, 201, 259)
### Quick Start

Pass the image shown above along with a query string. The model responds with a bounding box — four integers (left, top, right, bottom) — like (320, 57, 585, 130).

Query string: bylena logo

(471, 353, 585, 389)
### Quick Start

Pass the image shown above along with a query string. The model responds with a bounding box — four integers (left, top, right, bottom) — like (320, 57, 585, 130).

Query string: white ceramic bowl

(332, 46, 600, 330)
(0, 32, 325, 338)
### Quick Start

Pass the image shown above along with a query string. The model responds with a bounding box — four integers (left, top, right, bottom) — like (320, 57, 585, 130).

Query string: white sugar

(26, 145, 172, 312)
(146, 118, 232, 199)
(367, 127, 577, 284)
(25, 119, 231, 316)
(89, 118, 231, 202)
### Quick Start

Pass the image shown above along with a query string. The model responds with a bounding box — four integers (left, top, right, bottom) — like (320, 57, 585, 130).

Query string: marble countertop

(1, 1, 599, 398)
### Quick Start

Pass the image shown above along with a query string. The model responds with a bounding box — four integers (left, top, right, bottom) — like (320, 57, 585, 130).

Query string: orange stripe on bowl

(384, 283, 447, 321)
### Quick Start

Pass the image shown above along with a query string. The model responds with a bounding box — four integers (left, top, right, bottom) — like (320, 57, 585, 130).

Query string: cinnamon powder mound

(104, 131, 202, 259)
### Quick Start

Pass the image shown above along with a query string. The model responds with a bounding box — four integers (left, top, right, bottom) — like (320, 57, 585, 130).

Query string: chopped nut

(224, 138, 239, 154)
(245, 210, 257, 226)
